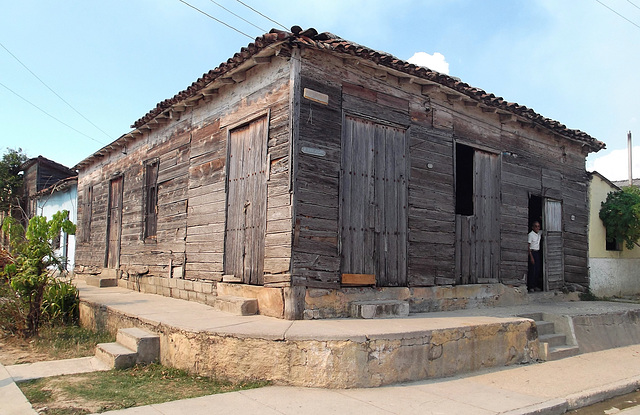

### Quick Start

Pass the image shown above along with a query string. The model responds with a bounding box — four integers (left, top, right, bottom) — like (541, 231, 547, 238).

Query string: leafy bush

(600, 186, 640, 250)
(1, 210, 76, 337)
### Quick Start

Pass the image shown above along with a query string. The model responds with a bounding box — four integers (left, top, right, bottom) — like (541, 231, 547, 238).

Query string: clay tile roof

(109, 26, 603, 169)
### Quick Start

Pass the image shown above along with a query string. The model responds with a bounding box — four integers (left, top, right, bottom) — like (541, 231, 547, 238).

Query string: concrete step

(95, 342, 137, 369)
(85, 275, 117, 287)
(350, 300, 410, 319)
(540, 333, 567, 347)
(116, 328, 159, 364)
(546, 345, 580, 361)
(518, 312, 543, 321)
(212, 295, 258, 316)
(535, 320, 556, 336)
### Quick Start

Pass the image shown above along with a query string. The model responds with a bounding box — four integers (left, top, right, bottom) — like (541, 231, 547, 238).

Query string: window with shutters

(144, 159, 159, 240)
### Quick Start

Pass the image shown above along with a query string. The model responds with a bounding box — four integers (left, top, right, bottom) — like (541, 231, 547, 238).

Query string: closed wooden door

(224, 116, 268, 285)
(456, 150, 500, 283)
(543, 199, 563, 290)
(340, 115, 408, 286)
(105, 176, 123, 269)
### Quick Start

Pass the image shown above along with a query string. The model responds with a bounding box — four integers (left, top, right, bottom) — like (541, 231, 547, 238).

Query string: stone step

(116, 328, 159, 364)
(518, 312, 543, 321)
(350, 300, 410, 319)
(536, 321, 556, 336)
(540, 333, 566, 347)
(85, 275, 117, 288)
(546, 345, 580, 361)
(212, 295, 258, 316)
(95, 342, 137, 369)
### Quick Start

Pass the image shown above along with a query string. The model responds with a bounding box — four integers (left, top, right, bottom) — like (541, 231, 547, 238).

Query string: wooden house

(73, 27, 605, 319)
(21, 156, 76, 221)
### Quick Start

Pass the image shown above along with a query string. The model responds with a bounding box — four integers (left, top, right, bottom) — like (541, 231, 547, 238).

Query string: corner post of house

(282, 45, 304, 320)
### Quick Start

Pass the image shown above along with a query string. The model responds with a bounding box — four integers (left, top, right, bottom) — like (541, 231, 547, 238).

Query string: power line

(0, 80, 105, 145)
(595, 0, 640, 30)
(208, 0, 267, 33)
(627, 0, 640, 11)
(234, 0, 288, 31)
(0, 41, 113, 140)
(177, 0, 255, 39)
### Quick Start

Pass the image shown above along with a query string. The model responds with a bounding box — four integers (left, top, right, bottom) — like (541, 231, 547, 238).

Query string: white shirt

(528, 230, 541, 251)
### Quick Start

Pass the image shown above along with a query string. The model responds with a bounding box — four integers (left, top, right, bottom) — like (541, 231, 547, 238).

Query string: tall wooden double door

(339, 115, 408, 286)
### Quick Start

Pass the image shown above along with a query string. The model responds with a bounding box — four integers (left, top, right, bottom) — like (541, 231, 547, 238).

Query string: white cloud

(407, 52, 449, 74)
(587, 145, 640, 181)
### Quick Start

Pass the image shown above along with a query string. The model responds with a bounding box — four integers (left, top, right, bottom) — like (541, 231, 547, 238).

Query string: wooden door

(340, 115, 408, 286)
(455, 150, 500, 283)
(543, 199, 563, 290)
(105, 176, 123, 269)
(224, 116, 268, 285)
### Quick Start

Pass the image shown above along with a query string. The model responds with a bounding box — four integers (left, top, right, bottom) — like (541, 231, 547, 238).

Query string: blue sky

(1, 0, 639, 180)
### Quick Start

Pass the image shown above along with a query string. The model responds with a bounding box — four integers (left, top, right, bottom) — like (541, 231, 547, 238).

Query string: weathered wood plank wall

(293, 47, 591, 289)
(76, 58, 293, 283)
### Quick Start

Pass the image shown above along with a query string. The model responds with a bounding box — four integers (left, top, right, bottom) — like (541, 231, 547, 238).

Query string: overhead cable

(0, 80, 105, 145)
(178, 0, 255, 39)
(234, 0, 288, 31)
(0, 41, 113, 140)
(627, 0, 640, 11)
(595, 0, 640, 30)
(209, 0, 267, 32)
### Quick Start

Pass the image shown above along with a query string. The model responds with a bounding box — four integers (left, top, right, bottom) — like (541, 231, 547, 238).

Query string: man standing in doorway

(528, 221, 542, 292)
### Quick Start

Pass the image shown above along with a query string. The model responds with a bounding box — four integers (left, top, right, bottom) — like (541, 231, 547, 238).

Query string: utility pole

(629, 131, 633, 186)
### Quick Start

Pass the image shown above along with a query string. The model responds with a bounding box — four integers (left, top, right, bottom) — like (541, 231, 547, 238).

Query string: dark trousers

(528, 250, 542, 290)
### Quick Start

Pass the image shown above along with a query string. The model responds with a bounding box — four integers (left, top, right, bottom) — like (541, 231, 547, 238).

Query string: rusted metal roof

(75, 26, 604, 170)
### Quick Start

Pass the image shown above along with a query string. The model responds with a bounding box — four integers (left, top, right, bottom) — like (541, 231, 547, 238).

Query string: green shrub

(42, 279, 79, 325)
(1, 211, 76, 337)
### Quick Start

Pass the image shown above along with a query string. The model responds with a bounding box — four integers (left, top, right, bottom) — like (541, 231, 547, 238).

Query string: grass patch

(1, 324, 115, 365)
(32, 325, 115, 360)
(20, 363, 269, 414)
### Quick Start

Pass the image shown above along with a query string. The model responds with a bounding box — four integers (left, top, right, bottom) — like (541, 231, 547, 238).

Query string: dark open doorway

(528, 195, 544, 291)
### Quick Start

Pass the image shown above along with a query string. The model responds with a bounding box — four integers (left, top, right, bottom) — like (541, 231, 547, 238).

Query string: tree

(2, 210, 76, 337)
(0, 148, 28, 214)
(599, 186, 640, 250)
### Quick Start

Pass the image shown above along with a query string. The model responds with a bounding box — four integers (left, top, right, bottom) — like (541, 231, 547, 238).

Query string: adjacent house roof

(21, 156, 76, 178)
(74, 26, 605, 170)
(612, 178, 640, 188)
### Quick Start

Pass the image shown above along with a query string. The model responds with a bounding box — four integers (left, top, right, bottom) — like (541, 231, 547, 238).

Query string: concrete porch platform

(76, 281, 640, 388)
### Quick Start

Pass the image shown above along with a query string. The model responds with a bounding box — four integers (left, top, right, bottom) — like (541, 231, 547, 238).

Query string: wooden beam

(202, 88, 218, 97)
(231, 71, 246, 83)
(219, 77, 235, 84)
(253, 56, 271, 64)
(446, 93, 462, 101)
(481, 106, 497, 113)
(342, 274, 376, 286)
(421, 84, 440, 95)
(463, 100, 478, 107)
(499, 113, 515, 122)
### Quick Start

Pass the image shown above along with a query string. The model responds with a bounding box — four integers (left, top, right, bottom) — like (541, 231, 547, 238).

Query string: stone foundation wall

(304, 284, 530, 319)
(79, 299, 539, 388)
(102, 274, 536, 320)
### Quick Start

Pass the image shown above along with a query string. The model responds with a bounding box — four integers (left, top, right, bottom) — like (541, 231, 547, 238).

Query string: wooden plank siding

(75, 58, 293, 283)
(74, 42, 596, 310)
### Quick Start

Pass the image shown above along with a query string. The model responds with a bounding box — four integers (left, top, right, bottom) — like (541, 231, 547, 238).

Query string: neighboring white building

(588, 171, 640, 297)
(34, 176, 78, 271)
